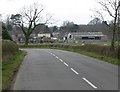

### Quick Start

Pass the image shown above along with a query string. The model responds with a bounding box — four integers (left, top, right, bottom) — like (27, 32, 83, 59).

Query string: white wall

(38, 33, 51, 38)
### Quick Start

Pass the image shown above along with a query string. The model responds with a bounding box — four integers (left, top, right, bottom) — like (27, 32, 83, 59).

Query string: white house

(38, 33, 51, 38)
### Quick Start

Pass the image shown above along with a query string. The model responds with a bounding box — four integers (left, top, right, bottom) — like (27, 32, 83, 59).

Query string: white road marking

(52, 54, 56, 56)
(82, 78, 98, 89)
(70, 68, 79, 75)
(64, 62, 69, 66)
(56, 56, 59, 59)
(48, 52, 54, 55)
(59, 59, 63, 62)
(49, 53, 63, 63)
(49, 51, 97, 89)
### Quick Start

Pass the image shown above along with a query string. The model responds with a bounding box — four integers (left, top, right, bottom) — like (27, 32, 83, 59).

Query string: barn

(63, 32, 108, 43)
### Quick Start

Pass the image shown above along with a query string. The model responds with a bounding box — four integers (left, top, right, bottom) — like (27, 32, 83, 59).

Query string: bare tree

(11, 3, 53, 45)
(93, 0, 120, 50)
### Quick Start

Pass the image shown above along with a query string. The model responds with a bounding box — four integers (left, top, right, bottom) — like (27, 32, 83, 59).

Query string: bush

(2, 23, 13, 41)
(79, 44, 118, 58)
(2, 40, 19, 61)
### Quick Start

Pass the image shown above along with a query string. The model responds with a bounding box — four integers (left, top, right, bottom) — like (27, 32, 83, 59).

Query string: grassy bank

(54, 47, 119, 65)
(19, 43, 119, 66)
(2, 50, 26, 90)
(0, 39, 2, 91)
(2, 40, 26, 90)
(2, 40, 19, 61)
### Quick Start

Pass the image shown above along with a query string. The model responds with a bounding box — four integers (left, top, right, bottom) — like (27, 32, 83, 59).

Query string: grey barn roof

(69, 32, 105, 37)
(77, 24, 112, 39)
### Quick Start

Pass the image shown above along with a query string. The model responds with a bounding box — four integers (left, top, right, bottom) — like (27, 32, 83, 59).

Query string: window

(95, 37, 101, 40)
(82, 37, 88, 40)
(69, 35, 72, 39)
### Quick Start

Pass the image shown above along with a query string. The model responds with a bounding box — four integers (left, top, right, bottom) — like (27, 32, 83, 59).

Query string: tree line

(1, 0, 120, 50)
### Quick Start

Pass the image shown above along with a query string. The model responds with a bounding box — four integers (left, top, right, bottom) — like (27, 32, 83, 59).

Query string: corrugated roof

(69, 32, 105, 36)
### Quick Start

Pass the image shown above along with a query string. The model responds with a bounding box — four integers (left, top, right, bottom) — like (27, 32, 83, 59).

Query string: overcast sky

(0, 0, 100, 26)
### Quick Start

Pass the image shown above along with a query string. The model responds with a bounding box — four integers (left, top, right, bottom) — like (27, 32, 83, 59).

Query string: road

(13, 49, 118, 90)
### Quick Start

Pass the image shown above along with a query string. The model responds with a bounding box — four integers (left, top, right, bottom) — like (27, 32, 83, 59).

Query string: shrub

(2, 23, 13, 41)
(2, 40, 19, 61)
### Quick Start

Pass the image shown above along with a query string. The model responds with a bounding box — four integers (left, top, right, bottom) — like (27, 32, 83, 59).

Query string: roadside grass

(19, 44, 119, 66)
(19, 41, 118, 47)
(54, 47, 119, 65)
(60, 41, 118, 46)
(2, 50, 26, 90)
(0, 63, 2, 91)
(0, 39, 2, 91)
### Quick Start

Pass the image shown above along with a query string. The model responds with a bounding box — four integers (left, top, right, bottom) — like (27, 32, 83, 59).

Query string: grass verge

(19, 44, 119, 66)
(2, 50, 26, 90)
(53, 47, 119, 66)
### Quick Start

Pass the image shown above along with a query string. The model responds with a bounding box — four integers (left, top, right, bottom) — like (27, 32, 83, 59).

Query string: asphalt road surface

(13, 49, 118, 90)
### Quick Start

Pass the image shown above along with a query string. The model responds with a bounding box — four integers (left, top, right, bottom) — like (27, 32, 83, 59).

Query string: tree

(5, 16, 13, 31)
(49, 26, 58, 33)
(11, 3, 53, 45)
(0, 14, 2, 37)
(93, 0, 120, 50)
(2, 22, 13, 41)
(62, 21, 74, 27)
(88, 18, 102, 25)
(62, 21, 79, 32)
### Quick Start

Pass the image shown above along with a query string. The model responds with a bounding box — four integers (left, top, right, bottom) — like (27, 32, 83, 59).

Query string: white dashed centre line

(52, 54, 55, 56)
(56, 56, 59, 59)
(63, 62, 69, 66)
(70, 68, 79, 75)
(59, 59, 63, 62)
(49, 52, 98, 89)
(82, 78, 98, 89)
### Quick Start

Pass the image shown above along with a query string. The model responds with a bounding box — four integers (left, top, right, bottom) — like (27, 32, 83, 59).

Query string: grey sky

(0, 0, 101, 26)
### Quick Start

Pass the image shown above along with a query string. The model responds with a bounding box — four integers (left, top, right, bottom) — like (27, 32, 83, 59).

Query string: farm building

(38, 33, 51, 38)
(63, 32, 108, 43)
(59, 23, 113, 41)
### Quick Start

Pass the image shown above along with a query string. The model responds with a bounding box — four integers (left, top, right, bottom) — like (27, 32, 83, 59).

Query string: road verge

(19, 44, 119, 66)
(2, 50, 26, 91)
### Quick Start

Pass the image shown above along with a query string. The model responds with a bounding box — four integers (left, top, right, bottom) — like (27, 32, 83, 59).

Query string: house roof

(69, 32, 105, 37)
